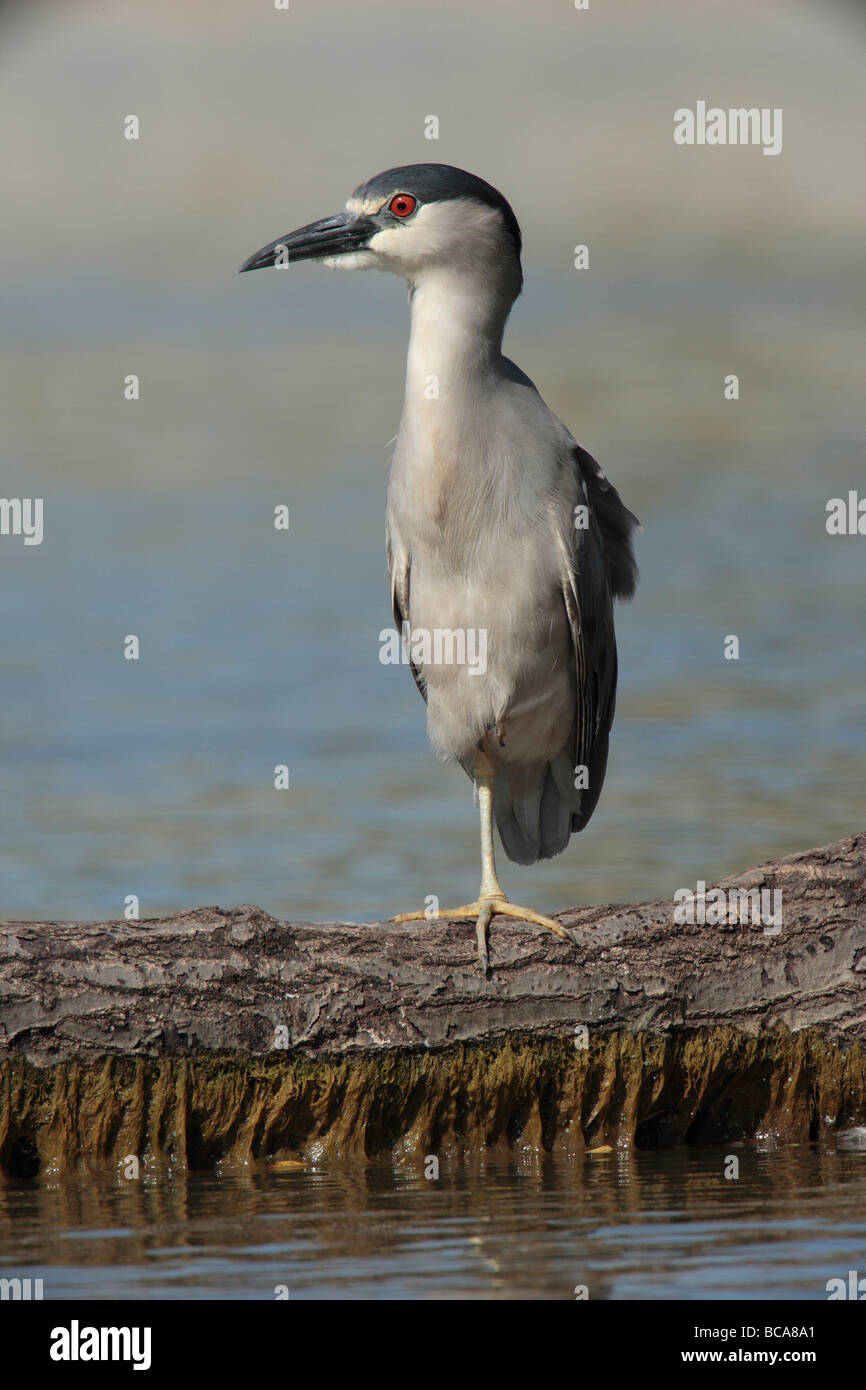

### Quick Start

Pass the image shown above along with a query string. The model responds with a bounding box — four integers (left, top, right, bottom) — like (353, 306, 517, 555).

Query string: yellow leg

(391, 748, 571, 972)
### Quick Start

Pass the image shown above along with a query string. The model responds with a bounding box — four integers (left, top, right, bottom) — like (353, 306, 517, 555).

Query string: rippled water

(2, 1144, 866, 1300)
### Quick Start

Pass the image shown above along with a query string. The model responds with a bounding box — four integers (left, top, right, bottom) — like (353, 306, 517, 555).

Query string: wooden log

(1, 831, 864, 1173)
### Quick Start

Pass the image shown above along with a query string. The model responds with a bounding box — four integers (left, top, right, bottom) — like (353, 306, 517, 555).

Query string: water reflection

(2, 1143, 865, 1299)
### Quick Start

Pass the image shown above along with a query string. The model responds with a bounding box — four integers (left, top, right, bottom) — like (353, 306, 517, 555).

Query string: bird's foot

(391, 894, 570, 975)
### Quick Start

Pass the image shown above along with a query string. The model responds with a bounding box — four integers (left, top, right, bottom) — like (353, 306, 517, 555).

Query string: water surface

(2, 1144, 865, 1300)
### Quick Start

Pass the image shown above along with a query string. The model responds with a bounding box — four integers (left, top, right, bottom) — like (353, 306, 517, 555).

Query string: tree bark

(2, 832, 864, 1063)
(1, 832, 864, 1171)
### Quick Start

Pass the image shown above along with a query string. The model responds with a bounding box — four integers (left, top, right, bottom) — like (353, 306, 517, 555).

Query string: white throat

(404, 264, 518, 402)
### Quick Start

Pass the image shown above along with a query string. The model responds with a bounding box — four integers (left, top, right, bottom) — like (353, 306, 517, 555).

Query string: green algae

(1, 1028, 864, 1177)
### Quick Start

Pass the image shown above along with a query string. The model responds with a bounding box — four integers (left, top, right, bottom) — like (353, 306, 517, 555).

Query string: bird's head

(239, 163, 523, 296)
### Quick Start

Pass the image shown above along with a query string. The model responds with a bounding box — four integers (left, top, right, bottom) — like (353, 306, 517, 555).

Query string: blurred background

(0, 0, 863, 923)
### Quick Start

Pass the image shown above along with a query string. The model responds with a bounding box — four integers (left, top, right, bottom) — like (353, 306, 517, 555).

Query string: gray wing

(558, 444, 639, 830)
(386, 522, 427, 705)
(572, 443, 639, 601)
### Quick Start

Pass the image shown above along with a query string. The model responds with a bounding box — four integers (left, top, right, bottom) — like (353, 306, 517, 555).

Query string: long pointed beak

(238, 211, 377, 272)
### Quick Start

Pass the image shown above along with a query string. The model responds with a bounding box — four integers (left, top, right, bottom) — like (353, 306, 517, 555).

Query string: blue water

(2, 1144, 865, 1300)
(1, 457, 863, 924)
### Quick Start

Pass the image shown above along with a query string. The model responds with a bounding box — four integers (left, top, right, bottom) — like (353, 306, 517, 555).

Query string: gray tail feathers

(493, 738, 610, 866)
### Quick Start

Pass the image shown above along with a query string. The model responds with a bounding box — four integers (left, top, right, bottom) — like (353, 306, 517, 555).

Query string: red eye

(389, 193, 417, 218)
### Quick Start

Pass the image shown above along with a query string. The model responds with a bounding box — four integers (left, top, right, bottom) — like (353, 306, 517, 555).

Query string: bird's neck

(403, 265, 519, 398)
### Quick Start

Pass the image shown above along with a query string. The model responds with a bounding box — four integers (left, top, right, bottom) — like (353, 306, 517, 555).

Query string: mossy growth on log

(2, 1028, 865, 1178)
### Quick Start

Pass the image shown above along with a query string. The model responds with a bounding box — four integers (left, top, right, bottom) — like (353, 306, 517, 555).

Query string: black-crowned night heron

(240, 164, 639, 973)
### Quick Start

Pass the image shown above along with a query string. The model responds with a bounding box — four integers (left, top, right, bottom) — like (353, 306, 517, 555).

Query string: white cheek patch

(367, 201, 488, 267)
(366, 226, 406, 257)
(320, 250, 379, 271)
